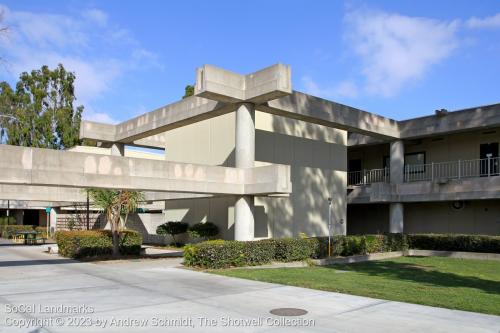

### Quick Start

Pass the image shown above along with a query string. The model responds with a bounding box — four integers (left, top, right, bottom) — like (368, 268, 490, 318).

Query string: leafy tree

(157, 221, 189, 246)
(87, 189, 144, 256)
(0, 64, 83, 149)
(182, 84, 194, 99)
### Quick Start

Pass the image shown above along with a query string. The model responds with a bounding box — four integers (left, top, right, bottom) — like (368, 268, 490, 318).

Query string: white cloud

(466, 13, 500, 29)
(345, 8, 459, 97)
(302, 76, 358, 99)
(84, 108, 119, 124)
(82, 9, 108, 26)
(0, 4, 159, 124)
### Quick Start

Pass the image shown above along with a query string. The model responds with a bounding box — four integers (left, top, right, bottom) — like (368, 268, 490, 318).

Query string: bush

(1, 225, 34, 238)
(188, 222, 219, 240)
(35, 226, 49, 239)
(0, 216, 16, 227)
(184, 237, 319, 269)
(273, 238, 319, 262)
(55, 230, 142, 258)
(156, 221, 188, 245)
(184, 240, 245, 268)
(315, 234, 408, 257)
(408, 234, 500, 253)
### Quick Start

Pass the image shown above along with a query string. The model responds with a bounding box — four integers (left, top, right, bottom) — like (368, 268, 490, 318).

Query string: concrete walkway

(0, 243, 498, 332)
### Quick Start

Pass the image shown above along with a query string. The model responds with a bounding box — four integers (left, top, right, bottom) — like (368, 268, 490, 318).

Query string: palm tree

(87, 189, 145, 256)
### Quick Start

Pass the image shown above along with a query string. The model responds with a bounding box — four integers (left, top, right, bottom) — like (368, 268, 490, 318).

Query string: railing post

(362, 169, 366, 185)
(488, 156, 491, 177)
(458, 160, 461, 179)
(431, 162, 434, 181)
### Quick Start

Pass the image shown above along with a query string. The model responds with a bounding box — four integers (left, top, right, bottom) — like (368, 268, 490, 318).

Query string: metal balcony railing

(347, 168, 389, 186)
(347, 157, 500, 186)
(404, 156, 500, 182)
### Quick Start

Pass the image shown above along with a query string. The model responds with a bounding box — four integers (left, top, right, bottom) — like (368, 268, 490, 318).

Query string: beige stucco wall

(162, 111, 347, 239)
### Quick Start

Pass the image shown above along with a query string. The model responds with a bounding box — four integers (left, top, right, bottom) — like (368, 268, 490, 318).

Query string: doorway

(480, 143, 499, 176)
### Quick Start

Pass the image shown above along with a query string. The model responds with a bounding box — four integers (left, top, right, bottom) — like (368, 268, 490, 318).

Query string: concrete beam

(0, 184, 215, 203)
(0, 145, 291, 196)
(260, 91, 400, 140)
(195, 64, 292, 104)
(349, 176, 500, 203)
(399, 103, 500, 139)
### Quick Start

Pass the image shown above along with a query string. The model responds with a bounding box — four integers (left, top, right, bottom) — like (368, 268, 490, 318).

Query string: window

(405, 152, 426, 173)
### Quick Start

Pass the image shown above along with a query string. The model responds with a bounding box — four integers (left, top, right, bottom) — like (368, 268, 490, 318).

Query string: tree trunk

(111, 218, 120, 257)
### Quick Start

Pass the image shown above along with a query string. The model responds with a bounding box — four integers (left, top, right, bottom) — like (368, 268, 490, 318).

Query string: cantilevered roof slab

(0, 145, 291, 196)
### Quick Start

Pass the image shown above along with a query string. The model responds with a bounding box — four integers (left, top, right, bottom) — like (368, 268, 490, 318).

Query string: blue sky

(0, 0, 499, 123)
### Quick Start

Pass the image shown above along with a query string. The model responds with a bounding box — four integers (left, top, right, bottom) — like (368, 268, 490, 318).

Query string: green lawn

(213, 256, 500, 315)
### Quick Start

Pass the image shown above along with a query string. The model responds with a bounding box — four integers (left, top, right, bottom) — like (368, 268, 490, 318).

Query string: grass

(213, 256, 500, 315)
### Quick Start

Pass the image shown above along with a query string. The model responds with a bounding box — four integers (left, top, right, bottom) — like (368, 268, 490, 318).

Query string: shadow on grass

(326, 259, 500, 295)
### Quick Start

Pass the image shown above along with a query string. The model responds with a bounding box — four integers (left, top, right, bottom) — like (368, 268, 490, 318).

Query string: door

(480, 143, 499, 176)
(348, 159, 362, 185)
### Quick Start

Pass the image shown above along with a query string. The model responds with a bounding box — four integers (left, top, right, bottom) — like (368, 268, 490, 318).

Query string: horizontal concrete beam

(0, 184, 213, 203)
(399, 103, 500, 139)
(195, 64, 292, 104)
(0, 145, 291, 196)
(348, 176, 500, 203)
(261, 91, 400, 140)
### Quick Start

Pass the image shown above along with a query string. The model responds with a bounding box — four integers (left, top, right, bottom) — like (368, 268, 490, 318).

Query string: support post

(86, 191, 90, 230)
(234, 103, 255, 241)
(389, 140, 405, 233)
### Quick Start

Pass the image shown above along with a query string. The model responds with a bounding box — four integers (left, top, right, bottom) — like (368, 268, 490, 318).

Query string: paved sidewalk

(0, 243, 499, 332)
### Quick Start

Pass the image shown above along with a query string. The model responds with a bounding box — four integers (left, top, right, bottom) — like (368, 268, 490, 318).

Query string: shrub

(156, 221, 188, 245)
(55, 230, 142, 258)
(35, 226, 49, 239)
(243, 240, 275, 265)
(385, 233, 409, 252)
(188, 222, 219, 240)
(1, 225, 34, 238)
(408, 234, 500, 253)
(184, 240, 245, 268)
(273, 238, 319, 262)
(0, 216, 16, 226)
(184, 237, 319, 268)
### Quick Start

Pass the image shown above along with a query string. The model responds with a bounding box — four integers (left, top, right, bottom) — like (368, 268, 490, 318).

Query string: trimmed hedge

(184, 238, 318, 269)
(55, 230, 142, 258)
(315, 233, 408, 257)
(0, 216, 16, 226)
(408, 234, 500, 253)
(0, 225, 35, 238)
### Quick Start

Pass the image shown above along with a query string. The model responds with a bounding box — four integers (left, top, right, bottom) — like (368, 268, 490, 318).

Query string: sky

(0, 0, 499, 123)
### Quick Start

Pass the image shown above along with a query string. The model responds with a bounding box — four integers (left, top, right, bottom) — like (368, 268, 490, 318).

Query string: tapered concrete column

(389, 140, 404, 233)
(234, 103, 255, 241)
(389, 202, 404, 233)
(111, 143, 125, 156)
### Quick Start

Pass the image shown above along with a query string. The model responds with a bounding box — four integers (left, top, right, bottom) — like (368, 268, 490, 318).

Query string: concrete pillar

(389, 202, 404, 233)
(234, 103, 255, 241)
(390, 140, 404, 184)
(111, 143, 125, 156)
(389, 140, 404, 233)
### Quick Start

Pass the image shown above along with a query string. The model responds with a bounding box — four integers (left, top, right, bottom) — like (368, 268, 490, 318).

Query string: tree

(188, 222, 219, 241)
(182, 84, 194, 99)
(87, 189, 144, 256)
(0, 64, 83, 149)
(157, 221, 189, 246)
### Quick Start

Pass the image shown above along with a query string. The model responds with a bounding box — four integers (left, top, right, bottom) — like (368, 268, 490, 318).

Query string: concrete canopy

(0, 145, 291, 196)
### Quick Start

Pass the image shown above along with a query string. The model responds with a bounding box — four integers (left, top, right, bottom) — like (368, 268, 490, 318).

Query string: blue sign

(45, 207, 51, 213)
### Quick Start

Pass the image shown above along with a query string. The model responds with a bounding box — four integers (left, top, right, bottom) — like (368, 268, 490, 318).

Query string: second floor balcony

(347, 156, 500, 187)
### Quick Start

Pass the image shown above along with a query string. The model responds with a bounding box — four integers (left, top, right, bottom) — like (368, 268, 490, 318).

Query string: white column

(234, 103, 255, 241)
(389, 140, 404, 233)
(389, 202, 404, 233)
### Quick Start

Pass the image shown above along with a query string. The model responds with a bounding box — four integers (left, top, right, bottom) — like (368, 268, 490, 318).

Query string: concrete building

(0, 64, 499, 241)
